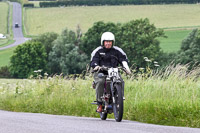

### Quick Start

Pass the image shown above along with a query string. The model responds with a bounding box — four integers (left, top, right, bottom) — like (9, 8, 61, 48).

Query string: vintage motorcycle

(92, 66, 125, 122)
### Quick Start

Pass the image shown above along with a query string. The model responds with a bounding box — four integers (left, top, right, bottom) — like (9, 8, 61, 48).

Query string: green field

(0, 2, 14, 47)
(159, 29, 192, 52)
(24, 4, 200, 35)
(0, 47, 15, 67)
(0, 65, 200, 127)
(0, 2, 8, 34)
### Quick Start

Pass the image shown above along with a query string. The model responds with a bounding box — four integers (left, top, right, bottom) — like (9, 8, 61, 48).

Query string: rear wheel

(113, 83, 123, 122)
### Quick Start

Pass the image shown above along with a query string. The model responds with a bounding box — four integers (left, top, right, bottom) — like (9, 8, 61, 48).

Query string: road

(0, 110, 200, 133)
(0, 2, 30, 51)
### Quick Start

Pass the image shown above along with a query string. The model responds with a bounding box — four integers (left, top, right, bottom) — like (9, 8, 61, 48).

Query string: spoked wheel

(100, 110, 107, 120)
(113, 83, 123, 122)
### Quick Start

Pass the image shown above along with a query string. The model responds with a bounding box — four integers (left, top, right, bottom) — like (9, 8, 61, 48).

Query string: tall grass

(0, 64, 200, 127)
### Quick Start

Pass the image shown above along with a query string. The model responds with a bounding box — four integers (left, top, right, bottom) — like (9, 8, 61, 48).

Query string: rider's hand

(125, 68, 131, 75)
(93, 66, 101, 71)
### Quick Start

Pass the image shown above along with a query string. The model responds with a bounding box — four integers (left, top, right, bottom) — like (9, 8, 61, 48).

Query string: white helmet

(101, 32, 115, 46)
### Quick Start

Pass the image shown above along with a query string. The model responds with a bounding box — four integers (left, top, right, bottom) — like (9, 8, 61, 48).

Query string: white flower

(44, 73, 48, 76)
(154, 61, 158, 64)
(144, 57, 148, 60)
(154, 64, 160, 67)
(139, 68, 145, 71)
(38, 70, 42, 72)
(145, 59, 151, 62)
(34, 70, 38, 73)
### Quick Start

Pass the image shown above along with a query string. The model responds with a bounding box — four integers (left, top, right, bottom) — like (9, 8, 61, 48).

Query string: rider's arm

(114, 47, 131, 74)
(91, 49, 100, 69)
(122, 61, 131, 74)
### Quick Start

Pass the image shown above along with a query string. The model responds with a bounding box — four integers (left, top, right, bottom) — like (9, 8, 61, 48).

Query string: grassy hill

(159, 29, 192, 52)
(24, 4, 200, 35)
(0, 2, 8, 34)
(23, 4, 199, 53)
(0, 2, 14, 48)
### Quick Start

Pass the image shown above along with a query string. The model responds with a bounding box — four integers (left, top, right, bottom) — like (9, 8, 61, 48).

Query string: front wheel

(112, 83, 123, 122)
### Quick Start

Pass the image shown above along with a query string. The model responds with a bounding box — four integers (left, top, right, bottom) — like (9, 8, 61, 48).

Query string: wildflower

(38, 70, 42, 73)
(154, 64, 160, 67)
(144, 57, 151, 62)
(139, 68, 145, 71)
(154, 61, 158, 64)
(145, 59, 151, 62)
(34, 70, 38, 73)
(38, 75, 42, 78)
(44, 73, 48, 76)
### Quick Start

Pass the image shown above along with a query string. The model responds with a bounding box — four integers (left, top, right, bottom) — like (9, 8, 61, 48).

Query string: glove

(93, 66, 101, 71)
(122, 61, 131, 75)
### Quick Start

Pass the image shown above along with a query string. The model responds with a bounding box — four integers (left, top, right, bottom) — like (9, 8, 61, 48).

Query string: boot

(96, 105, 102, 113)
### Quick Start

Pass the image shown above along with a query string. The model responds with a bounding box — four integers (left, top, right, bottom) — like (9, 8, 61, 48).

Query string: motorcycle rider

(90, 32, 131, 113)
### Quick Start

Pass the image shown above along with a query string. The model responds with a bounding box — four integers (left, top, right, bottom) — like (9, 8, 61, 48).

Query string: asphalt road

(0, 110, 200, 133)
(0, 2, 29, 51)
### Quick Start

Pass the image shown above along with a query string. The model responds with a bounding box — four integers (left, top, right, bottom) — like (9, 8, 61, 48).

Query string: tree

(32, 32, 58, 56)
(48, 28, 88, 75)
(81, 19, 165, 68)
(119, 18, 166, 68)
(176, 29, 200, 68)
(80, 21, 120, 57)
(10, 41, 47, 78)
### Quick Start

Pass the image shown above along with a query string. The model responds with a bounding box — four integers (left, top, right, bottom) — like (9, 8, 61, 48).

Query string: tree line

(39, 0, 200, 7)
(0, 18, 199, 78)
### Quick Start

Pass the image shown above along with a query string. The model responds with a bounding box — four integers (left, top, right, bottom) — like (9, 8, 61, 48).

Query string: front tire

(113, 83, 123, 122)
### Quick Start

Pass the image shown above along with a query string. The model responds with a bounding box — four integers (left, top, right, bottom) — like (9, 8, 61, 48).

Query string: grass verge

(0, 47, 16, 67)
(0, 2, 14, 48)
(0, 64, 200, 127)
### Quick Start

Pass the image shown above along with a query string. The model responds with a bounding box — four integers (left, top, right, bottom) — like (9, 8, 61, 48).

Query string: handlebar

(93, 66, 127, 73)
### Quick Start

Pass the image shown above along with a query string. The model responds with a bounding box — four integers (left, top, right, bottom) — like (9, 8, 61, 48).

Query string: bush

(0, 66, 12, 78)
(176, 29, 200, 69)
(80, 21, 119, 57)
(81, 19, 166, 68)
(49, 28, 88, 75)
(31, 32, 58, 58)
(9, 41, 47, 78)
(39, 0, 200, 8)
(23, 3, 34, 8)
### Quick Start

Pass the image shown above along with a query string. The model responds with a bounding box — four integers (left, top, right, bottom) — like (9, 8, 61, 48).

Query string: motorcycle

(92, 66, 125, 122)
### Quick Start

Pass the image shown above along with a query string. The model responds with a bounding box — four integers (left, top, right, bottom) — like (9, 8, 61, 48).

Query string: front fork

(110, 82, 115, 104)
(110, 81, 125, 103)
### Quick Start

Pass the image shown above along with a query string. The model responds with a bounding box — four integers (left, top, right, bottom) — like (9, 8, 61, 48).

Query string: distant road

(0, 2, 30, 51)
(0, 110, 200, 133)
